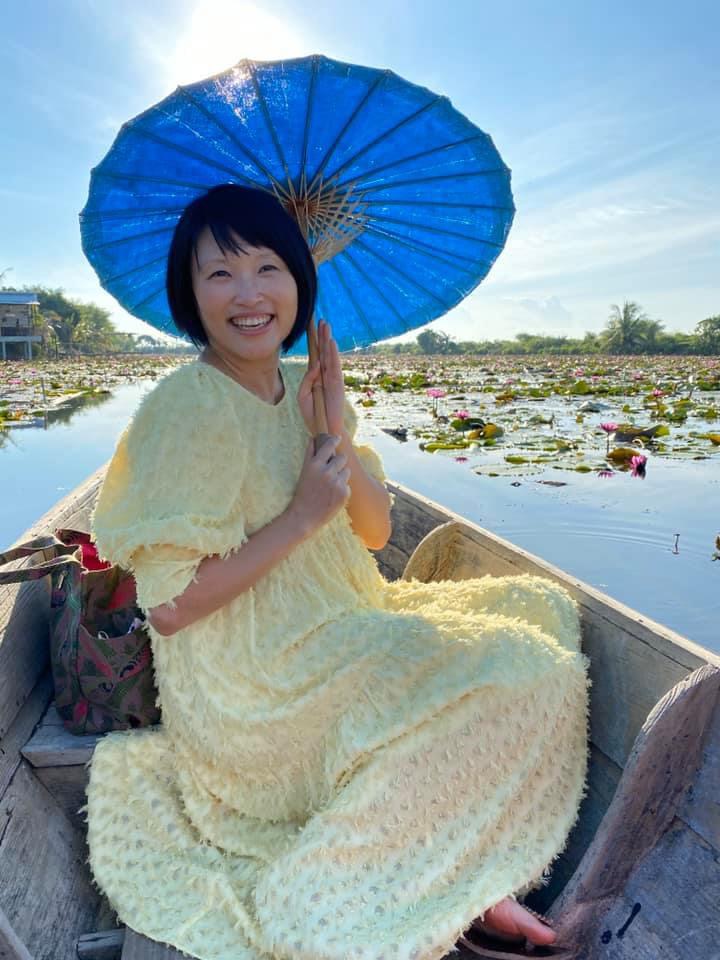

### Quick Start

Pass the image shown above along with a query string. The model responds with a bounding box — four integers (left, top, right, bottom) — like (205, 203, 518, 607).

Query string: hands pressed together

(290, 318, 391, 549)
(291, 319, 352, 533)
(296, 317, 346, 438)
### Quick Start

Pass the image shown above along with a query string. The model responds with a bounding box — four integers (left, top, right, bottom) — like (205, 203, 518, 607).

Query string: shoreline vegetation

(0, 282, 719, 359)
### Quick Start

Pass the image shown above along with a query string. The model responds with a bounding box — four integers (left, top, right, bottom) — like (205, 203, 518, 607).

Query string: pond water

(2, 373, 717, 654)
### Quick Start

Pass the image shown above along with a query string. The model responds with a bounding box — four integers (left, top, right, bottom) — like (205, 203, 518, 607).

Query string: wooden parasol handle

(307, 314, 332, 453)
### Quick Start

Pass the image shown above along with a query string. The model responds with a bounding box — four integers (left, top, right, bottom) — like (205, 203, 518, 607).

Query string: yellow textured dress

(86, 357, 590, 960)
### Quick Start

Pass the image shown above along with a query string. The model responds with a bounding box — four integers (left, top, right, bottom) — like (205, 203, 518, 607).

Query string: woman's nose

(231, 275, 263, 303)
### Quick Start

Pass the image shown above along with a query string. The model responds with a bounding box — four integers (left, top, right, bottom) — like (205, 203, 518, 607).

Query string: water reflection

(0, 389, 115, 448)
(2, 380, 155, 544)
(43, 390, 115, 426)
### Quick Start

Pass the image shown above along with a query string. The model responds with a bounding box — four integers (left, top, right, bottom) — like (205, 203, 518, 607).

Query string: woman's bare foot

(474, 897, 556, 946)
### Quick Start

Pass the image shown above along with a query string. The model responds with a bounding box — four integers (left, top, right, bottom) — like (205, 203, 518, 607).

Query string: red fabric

(107, 577, 138, 611)
(79, 539, 111, 571)
(55, 529, 136, 608)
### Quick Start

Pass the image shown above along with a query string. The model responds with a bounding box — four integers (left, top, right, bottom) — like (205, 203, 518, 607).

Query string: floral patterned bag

(0, 533, 161, 735)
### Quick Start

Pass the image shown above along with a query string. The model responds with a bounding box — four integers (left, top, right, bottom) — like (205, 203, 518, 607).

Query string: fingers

(318, 318, 341, 379)
(300, 366, 320, 388)
(311, 436, 349, 489)
(299, 361, 321, 393)
(314, 435, 343, 466)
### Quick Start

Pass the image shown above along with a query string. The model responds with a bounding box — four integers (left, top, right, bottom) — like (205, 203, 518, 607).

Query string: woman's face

(191, 226, 299, 363)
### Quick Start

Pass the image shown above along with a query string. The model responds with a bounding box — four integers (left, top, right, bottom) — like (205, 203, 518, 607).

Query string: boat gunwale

(385, 478, 719, 670)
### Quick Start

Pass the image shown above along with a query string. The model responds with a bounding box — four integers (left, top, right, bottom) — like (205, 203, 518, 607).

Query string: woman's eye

(210, 269, 230, 278)
(259, 264, 278, 273)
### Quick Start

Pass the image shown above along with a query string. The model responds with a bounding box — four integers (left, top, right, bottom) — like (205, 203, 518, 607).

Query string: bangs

(191, 187, 301, 268)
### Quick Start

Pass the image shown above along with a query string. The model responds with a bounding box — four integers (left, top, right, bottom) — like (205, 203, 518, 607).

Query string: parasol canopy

(81, 54, 515, 353)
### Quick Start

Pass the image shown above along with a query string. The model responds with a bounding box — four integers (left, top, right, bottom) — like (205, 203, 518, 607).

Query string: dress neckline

(196, 356, 288, 410)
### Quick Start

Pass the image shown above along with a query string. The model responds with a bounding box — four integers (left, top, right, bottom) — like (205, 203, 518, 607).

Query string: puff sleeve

(90, 367, 247, 613)
(342, 397, 389, 488)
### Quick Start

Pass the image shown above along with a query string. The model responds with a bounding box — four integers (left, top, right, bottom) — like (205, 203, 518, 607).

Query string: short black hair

(166, 184, 316, 352)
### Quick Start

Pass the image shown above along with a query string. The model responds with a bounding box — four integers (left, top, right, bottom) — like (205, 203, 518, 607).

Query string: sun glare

(168, 0, 311, 86)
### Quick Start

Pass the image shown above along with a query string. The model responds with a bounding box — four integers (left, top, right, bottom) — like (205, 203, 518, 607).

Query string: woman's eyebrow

(197, 247, 279, 268)
(197, 255, 228, 269)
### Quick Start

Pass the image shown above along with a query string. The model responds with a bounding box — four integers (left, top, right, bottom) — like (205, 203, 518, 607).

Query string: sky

(1, 0, 718, 345)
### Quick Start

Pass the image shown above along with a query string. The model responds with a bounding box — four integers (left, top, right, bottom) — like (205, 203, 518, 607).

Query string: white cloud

(485, 168, 720, 293)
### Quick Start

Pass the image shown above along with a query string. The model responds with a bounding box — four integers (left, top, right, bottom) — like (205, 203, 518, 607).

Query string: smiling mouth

(228, 314, 274, 330)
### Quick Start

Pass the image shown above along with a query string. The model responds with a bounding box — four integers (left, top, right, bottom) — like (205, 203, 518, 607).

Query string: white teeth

(229, 315, 272, 329)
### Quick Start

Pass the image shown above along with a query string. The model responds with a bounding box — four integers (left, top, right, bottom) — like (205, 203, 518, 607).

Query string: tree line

(373, 303, 720, 356)
(2, 284, 719, 358)
(0, 284, 193, 356)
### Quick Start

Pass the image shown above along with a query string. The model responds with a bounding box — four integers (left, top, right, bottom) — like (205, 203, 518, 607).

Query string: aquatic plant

(630, 454, 648, 478)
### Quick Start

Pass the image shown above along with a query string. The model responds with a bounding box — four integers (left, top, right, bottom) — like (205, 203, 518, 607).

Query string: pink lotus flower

(574, 368, 584, 377)
(426, 388, 446, 399)
(8, 378, 22, 385)
(630, 454, 647, 478)
(598, 469, 615, 478)
(454, 455, 469, 463)
(600, 422, 619, 434)
(651, 389, 664, 398)
(364, 388, 375, 397)
(453, 409, 470, 419)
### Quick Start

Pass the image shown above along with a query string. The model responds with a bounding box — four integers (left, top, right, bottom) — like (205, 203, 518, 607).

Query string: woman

(86, 184, 589, 960)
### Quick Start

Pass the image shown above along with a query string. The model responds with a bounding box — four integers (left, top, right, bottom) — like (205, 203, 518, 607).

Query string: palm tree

(603, 301, 653, 354)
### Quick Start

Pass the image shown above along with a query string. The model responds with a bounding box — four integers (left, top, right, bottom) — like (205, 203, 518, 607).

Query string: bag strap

(0, 535, 82, 586)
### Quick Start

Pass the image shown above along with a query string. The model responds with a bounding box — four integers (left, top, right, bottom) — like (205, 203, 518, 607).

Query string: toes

(481, 900, 557, 947)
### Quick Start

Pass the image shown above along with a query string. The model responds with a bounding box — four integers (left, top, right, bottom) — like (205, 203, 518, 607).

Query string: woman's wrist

(280, 500, 317, 544)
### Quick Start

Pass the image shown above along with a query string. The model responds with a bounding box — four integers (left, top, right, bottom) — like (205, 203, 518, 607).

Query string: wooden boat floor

(121, 928, 187, 959)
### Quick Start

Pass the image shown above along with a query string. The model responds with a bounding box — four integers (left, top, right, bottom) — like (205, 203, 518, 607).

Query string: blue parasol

(80, 54, 514, 354)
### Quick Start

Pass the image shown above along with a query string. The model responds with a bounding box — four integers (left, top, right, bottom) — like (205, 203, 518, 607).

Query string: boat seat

(21, 701, 160, 826)
(74, 927, 187, 960)
(76, 928, 126, 959)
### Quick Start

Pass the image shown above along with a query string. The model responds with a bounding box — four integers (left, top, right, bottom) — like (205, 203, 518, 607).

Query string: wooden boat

(1, 464, 718, 960)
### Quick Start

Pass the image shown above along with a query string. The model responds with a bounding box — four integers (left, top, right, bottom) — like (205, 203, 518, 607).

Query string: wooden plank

(0, 672, 53, 799)
(37, 703, 64, 725)
(77, 928, 125, 960)
(372, 541, 408, 582)
(677, 695, 720, 848)
(383, 482, 447, 558)
(19, 699, 103, 829)
(22, 721, 104, 768)
(34, 766, 89, 828)
(120, 929, 187, 960)
(0, 467, 106, 742)
(548, 664, 720, 955)
(0, 905, 33, 960)
(0, 762, 105, 960)
(570, 819, 720, 959)
(0, 565, 52, 743)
